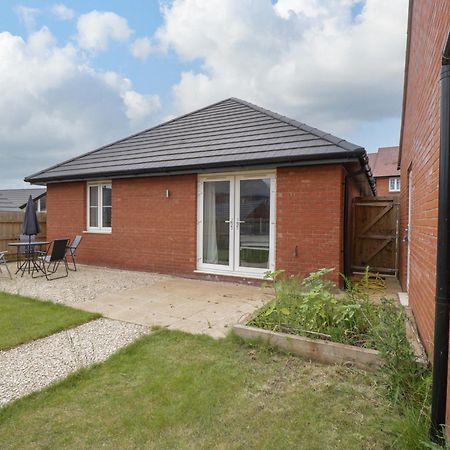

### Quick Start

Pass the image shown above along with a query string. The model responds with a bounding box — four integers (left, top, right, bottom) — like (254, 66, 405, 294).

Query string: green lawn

(0, 330, 402, 449)
(0, 291, 100, 350)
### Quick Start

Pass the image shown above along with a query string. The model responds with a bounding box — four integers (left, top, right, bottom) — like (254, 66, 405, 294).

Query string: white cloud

(101, 71, 161, 125)
(122, 91, 161, 125)
(51, 4, 75, 21)
(0, 27, 160, 187)
(16, 6, 41, 30)
(129, 37, 153, 60)
(156, 0, 407, 138)
(77, 10, 133, 51)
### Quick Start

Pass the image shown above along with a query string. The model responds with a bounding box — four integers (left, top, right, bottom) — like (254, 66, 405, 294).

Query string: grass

(0, 291, 100, 350)
(0, 330, 402, 449)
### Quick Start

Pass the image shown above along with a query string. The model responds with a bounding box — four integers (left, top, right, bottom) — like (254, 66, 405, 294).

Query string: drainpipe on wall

(430, 31, 450, 444)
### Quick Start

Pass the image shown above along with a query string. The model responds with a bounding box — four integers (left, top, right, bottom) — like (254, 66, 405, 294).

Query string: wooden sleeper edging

(232, 324, 382, 371)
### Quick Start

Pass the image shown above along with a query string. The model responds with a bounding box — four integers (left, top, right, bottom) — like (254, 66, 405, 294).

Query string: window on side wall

(389, 177, 400, 192)
(36, 196, 46, 212)
(87, 182, 112, 232)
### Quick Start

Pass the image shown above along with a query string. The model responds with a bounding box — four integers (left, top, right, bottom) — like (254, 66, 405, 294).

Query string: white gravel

(0, 318, 148, 406)
(0, 264, 166, 305)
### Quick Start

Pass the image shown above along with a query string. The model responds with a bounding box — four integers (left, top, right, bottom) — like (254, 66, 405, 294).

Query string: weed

(250, 268, 380, 348)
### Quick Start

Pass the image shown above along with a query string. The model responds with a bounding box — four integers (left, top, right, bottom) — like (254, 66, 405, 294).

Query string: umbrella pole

(28, 235, 31, 274)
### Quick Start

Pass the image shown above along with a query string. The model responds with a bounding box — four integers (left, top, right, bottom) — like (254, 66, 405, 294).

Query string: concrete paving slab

(77, 277, 274, 338)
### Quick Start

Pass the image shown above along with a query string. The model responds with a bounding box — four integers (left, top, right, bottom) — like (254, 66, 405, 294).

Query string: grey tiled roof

(25, 97, 374, 190)
(0, 189, 46, 211)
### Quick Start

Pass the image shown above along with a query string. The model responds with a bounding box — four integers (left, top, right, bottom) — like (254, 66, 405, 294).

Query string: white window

(87, 182, 112, 231)
(389, 177, 401, 192)
(36, 196, 46, 212)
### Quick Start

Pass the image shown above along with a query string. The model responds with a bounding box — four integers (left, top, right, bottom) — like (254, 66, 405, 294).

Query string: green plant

(371, 300, 431, 406)
(251, 268, 380, 347)
(368, 299, 439, 449)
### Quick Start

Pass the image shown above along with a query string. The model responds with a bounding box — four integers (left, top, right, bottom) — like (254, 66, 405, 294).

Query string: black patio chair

(32, 238, 70, 281)
(0, 251, 11, 279)
(66, 235, 82, 271)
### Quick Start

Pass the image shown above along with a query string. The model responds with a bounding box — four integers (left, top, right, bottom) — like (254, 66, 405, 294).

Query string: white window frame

(389, 177, 401, 192)
(196, 170, 276, 279)
(86, 181, 112, 233)
(36, 196, 46, 212)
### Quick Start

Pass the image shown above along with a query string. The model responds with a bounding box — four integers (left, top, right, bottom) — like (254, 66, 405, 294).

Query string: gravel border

(0, 318, 148, 406)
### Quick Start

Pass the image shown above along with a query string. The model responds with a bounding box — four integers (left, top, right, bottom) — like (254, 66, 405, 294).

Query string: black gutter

(430, 30, 450, 444)
(397, 0, 414, 170)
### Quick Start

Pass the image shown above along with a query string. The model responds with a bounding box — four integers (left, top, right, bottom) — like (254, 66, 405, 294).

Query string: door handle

(236, 220, 245, 223)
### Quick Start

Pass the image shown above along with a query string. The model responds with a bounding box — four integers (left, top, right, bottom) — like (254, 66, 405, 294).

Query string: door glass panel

(203, 181, 230, 265)
(239, 178, 270, 269)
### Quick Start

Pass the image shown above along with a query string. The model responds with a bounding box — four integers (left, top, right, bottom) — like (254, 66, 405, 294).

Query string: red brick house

(26, 98, 374, 284)
(398, 0, 450, 432)
(367, 147, 400, 197)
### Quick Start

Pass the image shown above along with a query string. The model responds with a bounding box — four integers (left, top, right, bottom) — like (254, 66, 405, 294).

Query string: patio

(0, 264, 273, 338)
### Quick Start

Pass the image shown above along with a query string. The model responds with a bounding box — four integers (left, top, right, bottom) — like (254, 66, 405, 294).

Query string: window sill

(83, 229, 112, 235)
(194, 269, 265, 280)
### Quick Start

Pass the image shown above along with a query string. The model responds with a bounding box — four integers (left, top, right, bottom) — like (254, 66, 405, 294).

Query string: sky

(0, 0, 409, 188)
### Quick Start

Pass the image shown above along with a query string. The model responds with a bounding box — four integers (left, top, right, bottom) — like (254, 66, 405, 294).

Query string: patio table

(8, 241, 50, 276)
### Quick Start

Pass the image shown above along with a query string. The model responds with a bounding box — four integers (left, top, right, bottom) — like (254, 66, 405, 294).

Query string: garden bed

(234, 269, 424, 370)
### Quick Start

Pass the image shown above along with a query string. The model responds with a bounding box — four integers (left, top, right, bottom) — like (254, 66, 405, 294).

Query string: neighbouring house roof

(0, 189, 46, 212)
(25, 97, 375, 193)
(368, 147, 400, 178)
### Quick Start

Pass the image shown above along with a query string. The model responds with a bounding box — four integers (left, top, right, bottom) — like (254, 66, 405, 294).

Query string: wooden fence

(351, 197, 399, 275)
(0, 211, 47, 255)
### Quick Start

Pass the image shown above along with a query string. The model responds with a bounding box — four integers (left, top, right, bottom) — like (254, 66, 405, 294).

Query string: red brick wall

(399, 1, 450, 424)
(276, 165, 345, 284)
(399, 0, 450, 358)
(47, 165, 350, 284)
(375, 177, 400, 197)
(47, 175, 198, 274)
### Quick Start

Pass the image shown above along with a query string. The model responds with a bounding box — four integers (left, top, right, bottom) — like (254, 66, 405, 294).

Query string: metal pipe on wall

(430, 38, 450, 443)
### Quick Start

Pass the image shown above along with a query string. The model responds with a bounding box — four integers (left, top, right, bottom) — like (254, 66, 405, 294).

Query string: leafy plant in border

(250, 267, 380, 347)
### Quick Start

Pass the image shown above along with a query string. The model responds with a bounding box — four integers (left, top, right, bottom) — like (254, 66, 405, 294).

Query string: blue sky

(0, 0, 408, 187)
(0, 1, 194, 114)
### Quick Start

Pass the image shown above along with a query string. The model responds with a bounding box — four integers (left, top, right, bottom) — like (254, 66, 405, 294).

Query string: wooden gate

(351, 197, 399, 275)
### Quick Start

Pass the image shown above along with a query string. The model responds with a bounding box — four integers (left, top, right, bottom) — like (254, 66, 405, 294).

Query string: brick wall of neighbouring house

(276, 165, 345, 284)
(375, 177, 400, 197)
(399, 0, 450, 358)
(46, 175, 198, 275)
(46, 164, 349, 283)
(399, 2, 450, 424)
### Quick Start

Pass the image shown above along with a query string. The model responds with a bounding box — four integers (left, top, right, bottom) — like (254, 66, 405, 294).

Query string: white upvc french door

(197, 171, 276, 277)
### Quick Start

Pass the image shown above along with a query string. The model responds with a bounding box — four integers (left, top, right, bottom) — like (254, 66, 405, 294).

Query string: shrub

(250, 268, 380, 348)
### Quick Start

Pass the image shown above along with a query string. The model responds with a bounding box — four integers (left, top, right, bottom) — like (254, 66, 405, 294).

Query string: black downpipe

(343, 175, 349, 278)
(430, 57, 450, 442)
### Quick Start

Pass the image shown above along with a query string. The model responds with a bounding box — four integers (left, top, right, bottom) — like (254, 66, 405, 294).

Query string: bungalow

(25, 98, 375, 284)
